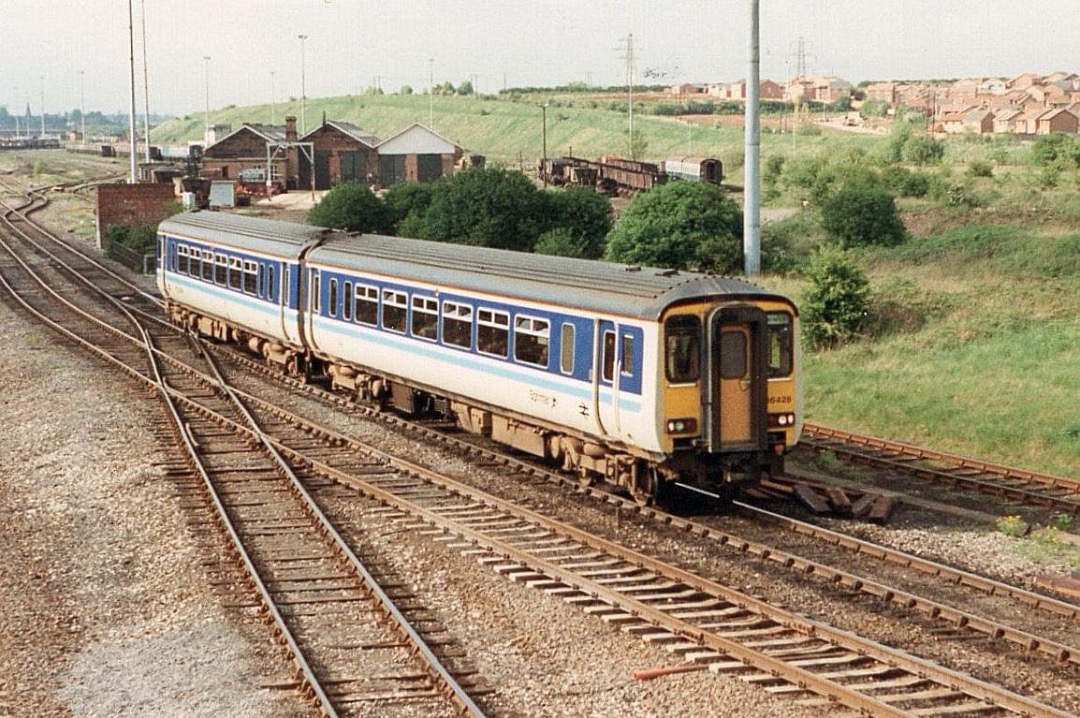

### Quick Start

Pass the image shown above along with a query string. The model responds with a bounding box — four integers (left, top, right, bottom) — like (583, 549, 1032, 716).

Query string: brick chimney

(285, 115, 297, 141)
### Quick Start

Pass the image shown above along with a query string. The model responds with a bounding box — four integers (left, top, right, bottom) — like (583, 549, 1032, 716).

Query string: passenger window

(560, 323, 575, 374)
(268, 265, 276, 302)
(514, 316, 550, 368)
(201, 250, 214, 281)
(382, 290, 407, 333)
(243, 261, 257, 294)
(177, 246, 189, 275)
(329, 279, 339, 317)
(720, 330, 748, 379)
(214, 254, 227, 285)
(665, 315, 701, 383)
(477, 308, 509, 358)
(342, 282, 353, 321)
(412, 296, 438, 340)
(229, 257, 243, 290)
(442, 301, 472, 349)
(767, 312, 794, 378)
(620, 334, 634, 376)
(355, 285, 378, 326)
(602, 331, 616, 382)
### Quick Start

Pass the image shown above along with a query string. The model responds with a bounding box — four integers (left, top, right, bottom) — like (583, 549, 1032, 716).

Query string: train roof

(160, 211, 792, 320)
(308, 231, 790, 321)
(159, 211, 324, 259)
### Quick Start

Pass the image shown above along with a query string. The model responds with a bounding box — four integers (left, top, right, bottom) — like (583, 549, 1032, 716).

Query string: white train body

(156, 211, 799, 502)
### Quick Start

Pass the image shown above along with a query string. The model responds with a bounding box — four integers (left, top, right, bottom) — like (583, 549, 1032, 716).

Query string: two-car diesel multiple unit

(156, 211, 801, 504)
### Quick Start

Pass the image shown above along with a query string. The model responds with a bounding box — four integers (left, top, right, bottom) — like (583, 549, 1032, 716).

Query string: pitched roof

(301, 120, 381, 147)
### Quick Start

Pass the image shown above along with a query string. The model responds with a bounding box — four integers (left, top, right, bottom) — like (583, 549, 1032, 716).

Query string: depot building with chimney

(200, 115, 464, 192)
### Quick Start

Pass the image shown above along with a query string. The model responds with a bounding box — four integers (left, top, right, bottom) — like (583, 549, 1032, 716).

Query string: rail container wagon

(156, 211, 800, 504)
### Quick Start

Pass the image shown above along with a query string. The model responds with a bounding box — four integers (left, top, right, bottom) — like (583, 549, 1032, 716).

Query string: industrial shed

(376, 123, 462, 186)
(201, 116, 300, 189)
(300, 120, 381, 190)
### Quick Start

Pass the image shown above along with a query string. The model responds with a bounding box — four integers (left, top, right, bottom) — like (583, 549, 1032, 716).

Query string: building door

(314, 150, 332, 190)
(340, 151, 364, 183)
(417, 154, 443, 182)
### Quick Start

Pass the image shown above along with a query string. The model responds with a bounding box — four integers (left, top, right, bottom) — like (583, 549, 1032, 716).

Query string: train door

(706, 306, 768, 453)
(594, 321, 640, 438)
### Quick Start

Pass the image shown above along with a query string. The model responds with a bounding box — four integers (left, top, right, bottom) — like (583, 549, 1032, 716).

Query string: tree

(624, 126, 648, 161)
(410, 167, 544, 251)
(537, 186, 612, 258)
(801, 246, 871, 349)
(820, 186, 906, 248)
(307, 182, 391, 234)
(383, 181, 436, 235)
(457, 79, 474, 96)
(604, 181, 742, 273)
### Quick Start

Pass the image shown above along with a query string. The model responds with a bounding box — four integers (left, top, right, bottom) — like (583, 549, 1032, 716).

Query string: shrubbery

(820, 186, 907, 248)
(801, 246, 871, 349)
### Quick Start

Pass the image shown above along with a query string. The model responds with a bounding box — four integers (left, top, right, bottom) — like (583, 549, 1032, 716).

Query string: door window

(719, 330, 748, 379)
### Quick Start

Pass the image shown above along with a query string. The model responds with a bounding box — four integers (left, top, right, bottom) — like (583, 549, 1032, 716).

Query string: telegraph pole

(743, 0, 761, 276)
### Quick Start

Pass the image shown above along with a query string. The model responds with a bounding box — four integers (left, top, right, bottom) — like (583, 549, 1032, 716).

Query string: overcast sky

(2, 0, 1076, 118)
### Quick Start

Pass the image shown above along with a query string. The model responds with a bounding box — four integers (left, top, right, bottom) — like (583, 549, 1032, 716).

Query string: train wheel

(628, 464, 662, 507)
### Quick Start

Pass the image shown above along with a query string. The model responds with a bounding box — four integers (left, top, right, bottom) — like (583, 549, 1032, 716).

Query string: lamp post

(428, 57, 434, 128)
(298, 34, 308, 134)
(270, 70, 276, 124)
(140, 0, 151, 163)
(79, 71, 86, 143)
(538, 103, 548, 187)
(39, 75, 45, 138)
(202, 55, 211, 145)
(126, 0, 138, 183)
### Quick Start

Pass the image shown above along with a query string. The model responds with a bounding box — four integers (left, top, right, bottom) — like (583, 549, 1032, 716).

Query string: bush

(801, 246, 871, 349)
(966, 160, 994, 178)
(820, 186, 907, 248)
(902, 134, 945, 165)
(307, 182, 391, 234)
(603, 181, 742, 273)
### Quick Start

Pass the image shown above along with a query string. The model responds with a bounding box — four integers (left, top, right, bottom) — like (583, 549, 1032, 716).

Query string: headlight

(666, 418, 698, 434)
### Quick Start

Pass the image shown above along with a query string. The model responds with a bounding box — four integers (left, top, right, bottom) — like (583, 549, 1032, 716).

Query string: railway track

(801, 424, 1080, 516)
(3, 189, 1080, 715)
(0, 193, 488, 717)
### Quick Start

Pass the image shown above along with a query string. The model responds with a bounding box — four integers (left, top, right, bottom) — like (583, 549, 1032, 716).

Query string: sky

(1, 0, 1077, 119)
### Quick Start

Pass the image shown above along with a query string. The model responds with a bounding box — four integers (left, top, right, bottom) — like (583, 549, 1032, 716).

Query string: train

(538, 156, 723, 195)
(155, 211, 800, 504)
(0, 137, 61, 151)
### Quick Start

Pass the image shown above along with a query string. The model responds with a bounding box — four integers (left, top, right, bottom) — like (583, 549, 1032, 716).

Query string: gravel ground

(0, 209, 825, 716)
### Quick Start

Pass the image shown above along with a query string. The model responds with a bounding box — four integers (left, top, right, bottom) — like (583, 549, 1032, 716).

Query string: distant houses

(670, 71, 1080, 136)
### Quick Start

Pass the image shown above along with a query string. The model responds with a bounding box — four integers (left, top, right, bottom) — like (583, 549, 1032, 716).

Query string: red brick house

(1036, 106, 1080, 134)
(299, 120, 381, 190)
(201, 116, 300, 188)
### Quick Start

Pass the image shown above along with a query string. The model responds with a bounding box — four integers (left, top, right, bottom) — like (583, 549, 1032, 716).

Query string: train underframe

(169, 304, 774, 505)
